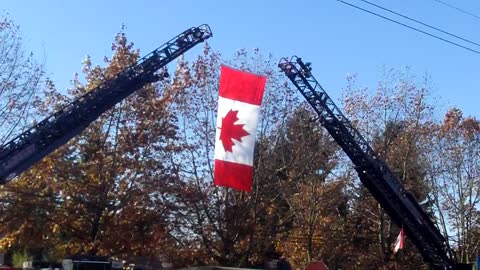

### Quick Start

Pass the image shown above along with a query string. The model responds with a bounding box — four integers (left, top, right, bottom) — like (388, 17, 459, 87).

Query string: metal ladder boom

(278, 56, 455, 269)
(0, 24, 212, 184)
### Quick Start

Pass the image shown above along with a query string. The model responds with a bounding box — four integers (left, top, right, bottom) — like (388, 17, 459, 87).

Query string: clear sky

(3, 0, 480, 117)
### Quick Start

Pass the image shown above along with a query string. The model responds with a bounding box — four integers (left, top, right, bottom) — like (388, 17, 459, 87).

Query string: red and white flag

(214, 65, 266, 192)
(393, 227, 405, 254)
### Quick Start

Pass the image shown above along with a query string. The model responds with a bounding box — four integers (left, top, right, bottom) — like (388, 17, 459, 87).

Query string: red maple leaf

(219, 110, 250, 152)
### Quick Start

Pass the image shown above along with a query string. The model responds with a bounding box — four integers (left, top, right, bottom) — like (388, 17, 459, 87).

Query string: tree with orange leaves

(0, 29, 180, 261)
(428, 108, 480, 264)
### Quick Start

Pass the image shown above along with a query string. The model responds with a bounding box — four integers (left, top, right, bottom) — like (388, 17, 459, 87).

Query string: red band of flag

(219, 66, 266, 106)
(214, 160, 253, 192)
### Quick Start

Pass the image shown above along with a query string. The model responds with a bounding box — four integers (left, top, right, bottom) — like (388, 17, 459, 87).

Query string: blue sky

(3, 0, 480, 117)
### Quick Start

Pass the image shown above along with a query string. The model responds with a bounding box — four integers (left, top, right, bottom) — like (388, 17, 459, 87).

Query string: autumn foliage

(0, 19, 479, 270)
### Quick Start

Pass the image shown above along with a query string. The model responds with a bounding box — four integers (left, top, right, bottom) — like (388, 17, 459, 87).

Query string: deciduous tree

(0, 29, 179, 261)
(0, 13, 45, 144)
(341, 69, 436, 269)
(167, 46, 303, 267)
(428, 108, 480, 263)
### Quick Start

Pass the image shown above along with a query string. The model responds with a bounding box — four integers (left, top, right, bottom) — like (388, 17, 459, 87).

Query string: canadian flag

(214, 65, 266, 192)
(393, 226, 405, 254)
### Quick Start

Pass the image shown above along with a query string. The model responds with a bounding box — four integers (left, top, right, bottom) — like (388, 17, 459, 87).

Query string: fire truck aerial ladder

(278, 56, 457, 269)
(0, 24, 212, 184)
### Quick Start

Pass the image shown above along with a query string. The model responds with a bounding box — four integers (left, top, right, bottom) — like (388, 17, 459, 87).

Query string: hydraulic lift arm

(0, 24, 212, 184)
(279, 56, 456, 270)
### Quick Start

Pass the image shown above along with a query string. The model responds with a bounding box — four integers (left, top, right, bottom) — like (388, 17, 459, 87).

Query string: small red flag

(393, 227, 405, 254)
(213, 66, 266, 192)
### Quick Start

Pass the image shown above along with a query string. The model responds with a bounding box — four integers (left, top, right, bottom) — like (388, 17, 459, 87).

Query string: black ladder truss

(278, 56, 456, 269)
(0, 24, 212, 184)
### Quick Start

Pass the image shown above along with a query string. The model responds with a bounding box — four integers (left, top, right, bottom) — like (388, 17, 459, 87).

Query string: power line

(358, 0, 480, 48)
(432, 0, 480, 21)
(336, 0, 480, 55)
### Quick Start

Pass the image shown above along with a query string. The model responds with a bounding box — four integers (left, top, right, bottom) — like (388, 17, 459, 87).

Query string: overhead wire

(336, 0, 480, 55)
(432, 0, 480, 21)
(358, 0, 480, 48)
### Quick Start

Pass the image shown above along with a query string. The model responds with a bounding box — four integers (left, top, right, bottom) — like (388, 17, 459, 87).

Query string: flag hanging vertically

(214, 65, 266, 192)
(393, 226, 405, 254)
